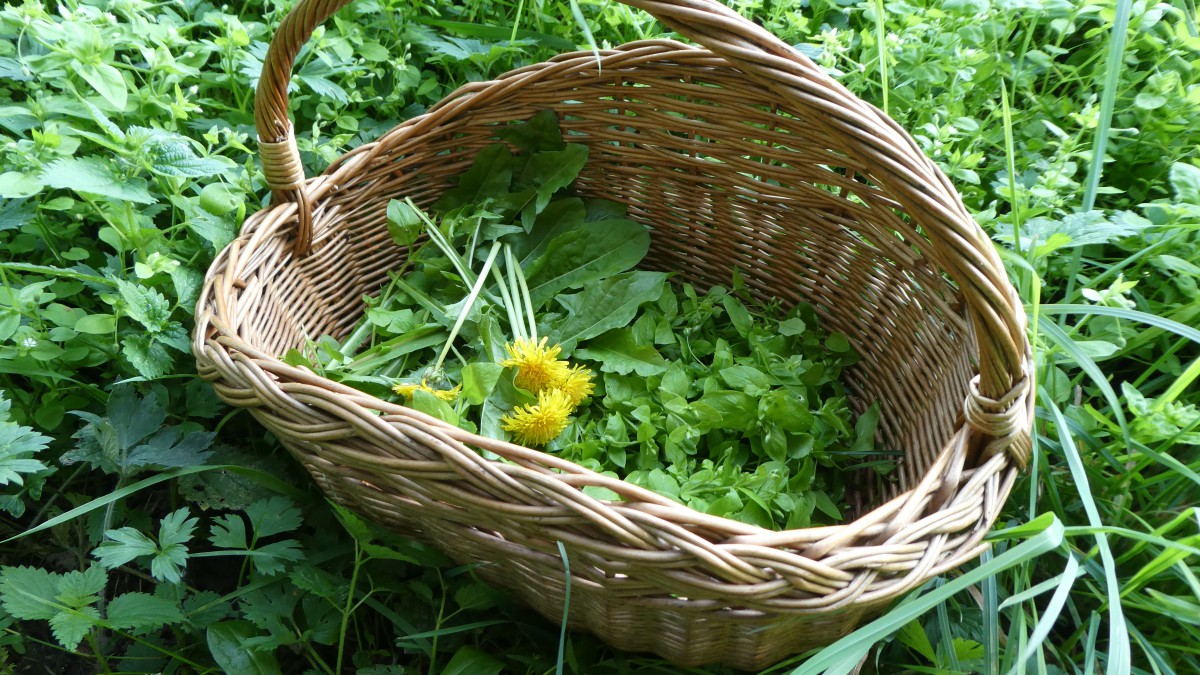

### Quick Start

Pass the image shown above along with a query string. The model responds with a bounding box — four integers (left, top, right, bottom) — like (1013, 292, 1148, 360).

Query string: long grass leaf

(789, 517, 1065, 675)
(1041, 393, 1130, 675)
(1008, 554, 1080, 673)
(1066, 0, 1133, 300)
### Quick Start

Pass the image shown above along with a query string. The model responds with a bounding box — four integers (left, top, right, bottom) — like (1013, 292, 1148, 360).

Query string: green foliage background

(0, 0, 1197, 672)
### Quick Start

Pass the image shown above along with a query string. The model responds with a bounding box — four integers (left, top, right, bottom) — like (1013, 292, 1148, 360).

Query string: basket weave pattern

(194, 0, 1034, 668)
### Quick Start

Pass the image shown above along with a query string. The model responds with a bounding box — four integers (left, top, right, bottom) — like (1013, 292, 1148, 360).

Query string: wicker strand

(259, 130, 306, 191)
(964, 371, 1033, 469)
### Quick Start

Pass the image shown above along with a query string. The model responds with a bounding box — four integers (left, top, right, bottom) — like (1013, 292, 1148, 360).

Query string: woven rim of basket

(195, 0, 1035, 613)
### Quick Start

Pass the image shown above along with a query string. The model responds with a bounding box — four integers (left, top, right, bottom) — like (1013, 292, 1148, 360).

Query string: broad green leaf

(73, 313, 116, 335)
(575, 328, 669, 376)
(114, 279, 172, 332)
(0, 171, 43, 198)
(77, 62, 127, 110)
(1170, 161, 1200, 204)
(435, 144, 514, 211)
(719, 365, 772, 393)
(387, 199, 423, 247)
(122, 334, 175, 378)
(496, 109, 566, 153)
(549, 271, 668, 353)
(207, 621, 283, 675)
(440, 645, 504, 675)
(0, 396, 50, 486)
(93, 527, 158, 569)
(245, 496, 303, 538)
(523, 218, 649, 307)
(106, 385, 167, 450)
(409, 388, 458, 426)
(209, 513, 250, 549)
(0, 566, 60, 620)
(42, 157, 154, 204)
(126, 427, 216, 469)
(523, 144, 588, 214)
(49, 607, 99, 650)
(55, 566, 107, 609)
(107, 592, 184, 631)
(461, 362, 504, 405)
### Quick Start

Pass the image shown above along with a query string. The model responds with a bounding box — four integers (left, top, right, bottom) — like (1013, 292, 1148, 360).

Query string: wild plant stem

(507, 245, 537, 341)
(336, 541, 364, 675)
(434, 241, 502, 372)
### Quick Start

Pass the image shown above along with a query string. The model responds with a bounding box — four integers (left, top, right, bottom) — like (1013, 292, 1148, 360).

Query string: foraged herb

(291, 112, 884, 530)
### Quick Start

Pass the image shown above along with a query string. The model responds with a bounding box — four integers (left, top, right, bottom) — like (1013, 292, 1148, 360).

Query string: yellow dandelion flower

(557, 364, 595, 408)
(392, 379, 461, 402)
(500, 337, 570, 394)
(500, 389, 573, 446)
(392, 381, 421, 398)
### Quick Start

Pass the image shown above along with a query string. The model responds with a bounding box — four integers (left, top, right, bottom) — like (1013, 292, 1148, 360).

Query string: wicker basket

(193, 0, 1034, 669)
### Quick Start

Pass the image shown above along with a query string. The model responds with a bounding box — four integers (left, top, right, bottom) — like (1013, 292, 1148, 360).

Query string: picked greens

(289, 111, 884, 530)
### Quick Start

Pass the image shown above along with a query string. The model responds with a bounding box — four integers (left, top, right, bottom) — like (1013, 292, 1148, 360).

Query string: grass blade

(789, 516, 1065, 675)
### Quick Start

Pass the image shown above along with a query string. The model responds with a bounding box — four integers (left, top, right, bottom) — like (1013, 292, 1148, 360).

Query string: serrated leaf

(159, 507, 198, 549)
(248, 540, 304, 576)
(121, 334, 175, 379)
(106, 385, 167, 450)
(0, 395, 51, 486)
(41, 157, 154, 204)
(245, 497, 303, 539)
(575, 329, 668, 376)
(93, 527, 158, 569)
(49, 606, 99, 650)
(0, 566, 60, 620)
(55, 567, 107, 608)
(107, 592, 184, 631)
(113, 279, 172, 332)
(126, 427, 215, 469)
(210, 513, 250, 549)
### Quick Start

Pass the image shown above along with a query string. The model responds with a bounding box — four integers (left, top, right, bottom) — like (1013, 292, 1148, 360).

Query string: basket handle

(254, 0, 1032, 469)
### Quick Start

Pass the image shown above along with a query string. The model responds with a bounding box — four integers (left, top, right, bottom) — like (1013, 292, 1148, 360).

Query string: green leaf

(496, 109, 566, 153)
(245, 496, 303, 539)
(93, 528, 157, 569)
(73, 313, 116, 335)
(409, 388, 458, 426)
(55, 567, 107, 608)
(42, 157, 154, 204)
(721, 295, 753, 338)
(122, 334, 175, 378)
(210, 514, 250, 550)
(114, 279, 172, 332)
(441, 645, 504, 675)
(0, 395, 50, 487)
(49, 607, 99, 650)
(461, 362, 504, 405)
(207, 621, 283, 675)
(106, 592, 184, 631)
(0, 566, 60, 620)
(106, 385, 168, 450)
(0, 171, 43, 198)
(550, 271, 668, 353)
(386, 199, 423, 247)
(523, 144, 589, 214)
(77, 62, 127, 109)
(719, 365, 772, 393)
(435, 144, 515, 211)
(523, 218, 650, 307)
(575, 329, 669, 376)
(1170, 162, 1200, 204)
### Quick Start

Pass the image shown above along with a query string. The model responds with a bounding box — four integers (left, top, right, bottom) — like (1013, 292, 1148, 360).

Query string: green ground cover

(0, 0, 1197, 672)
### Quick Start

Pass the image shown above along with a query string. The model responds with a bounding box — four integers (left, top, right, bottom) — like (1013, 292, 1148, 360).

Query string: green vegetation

(0, 0, 1197, 672)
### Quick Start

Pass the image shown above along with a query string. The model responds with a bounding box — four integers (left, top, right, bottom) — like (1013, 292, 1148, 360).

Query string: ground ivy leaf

(575, 328, 668, 376)
(549, 271, 668, 354)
